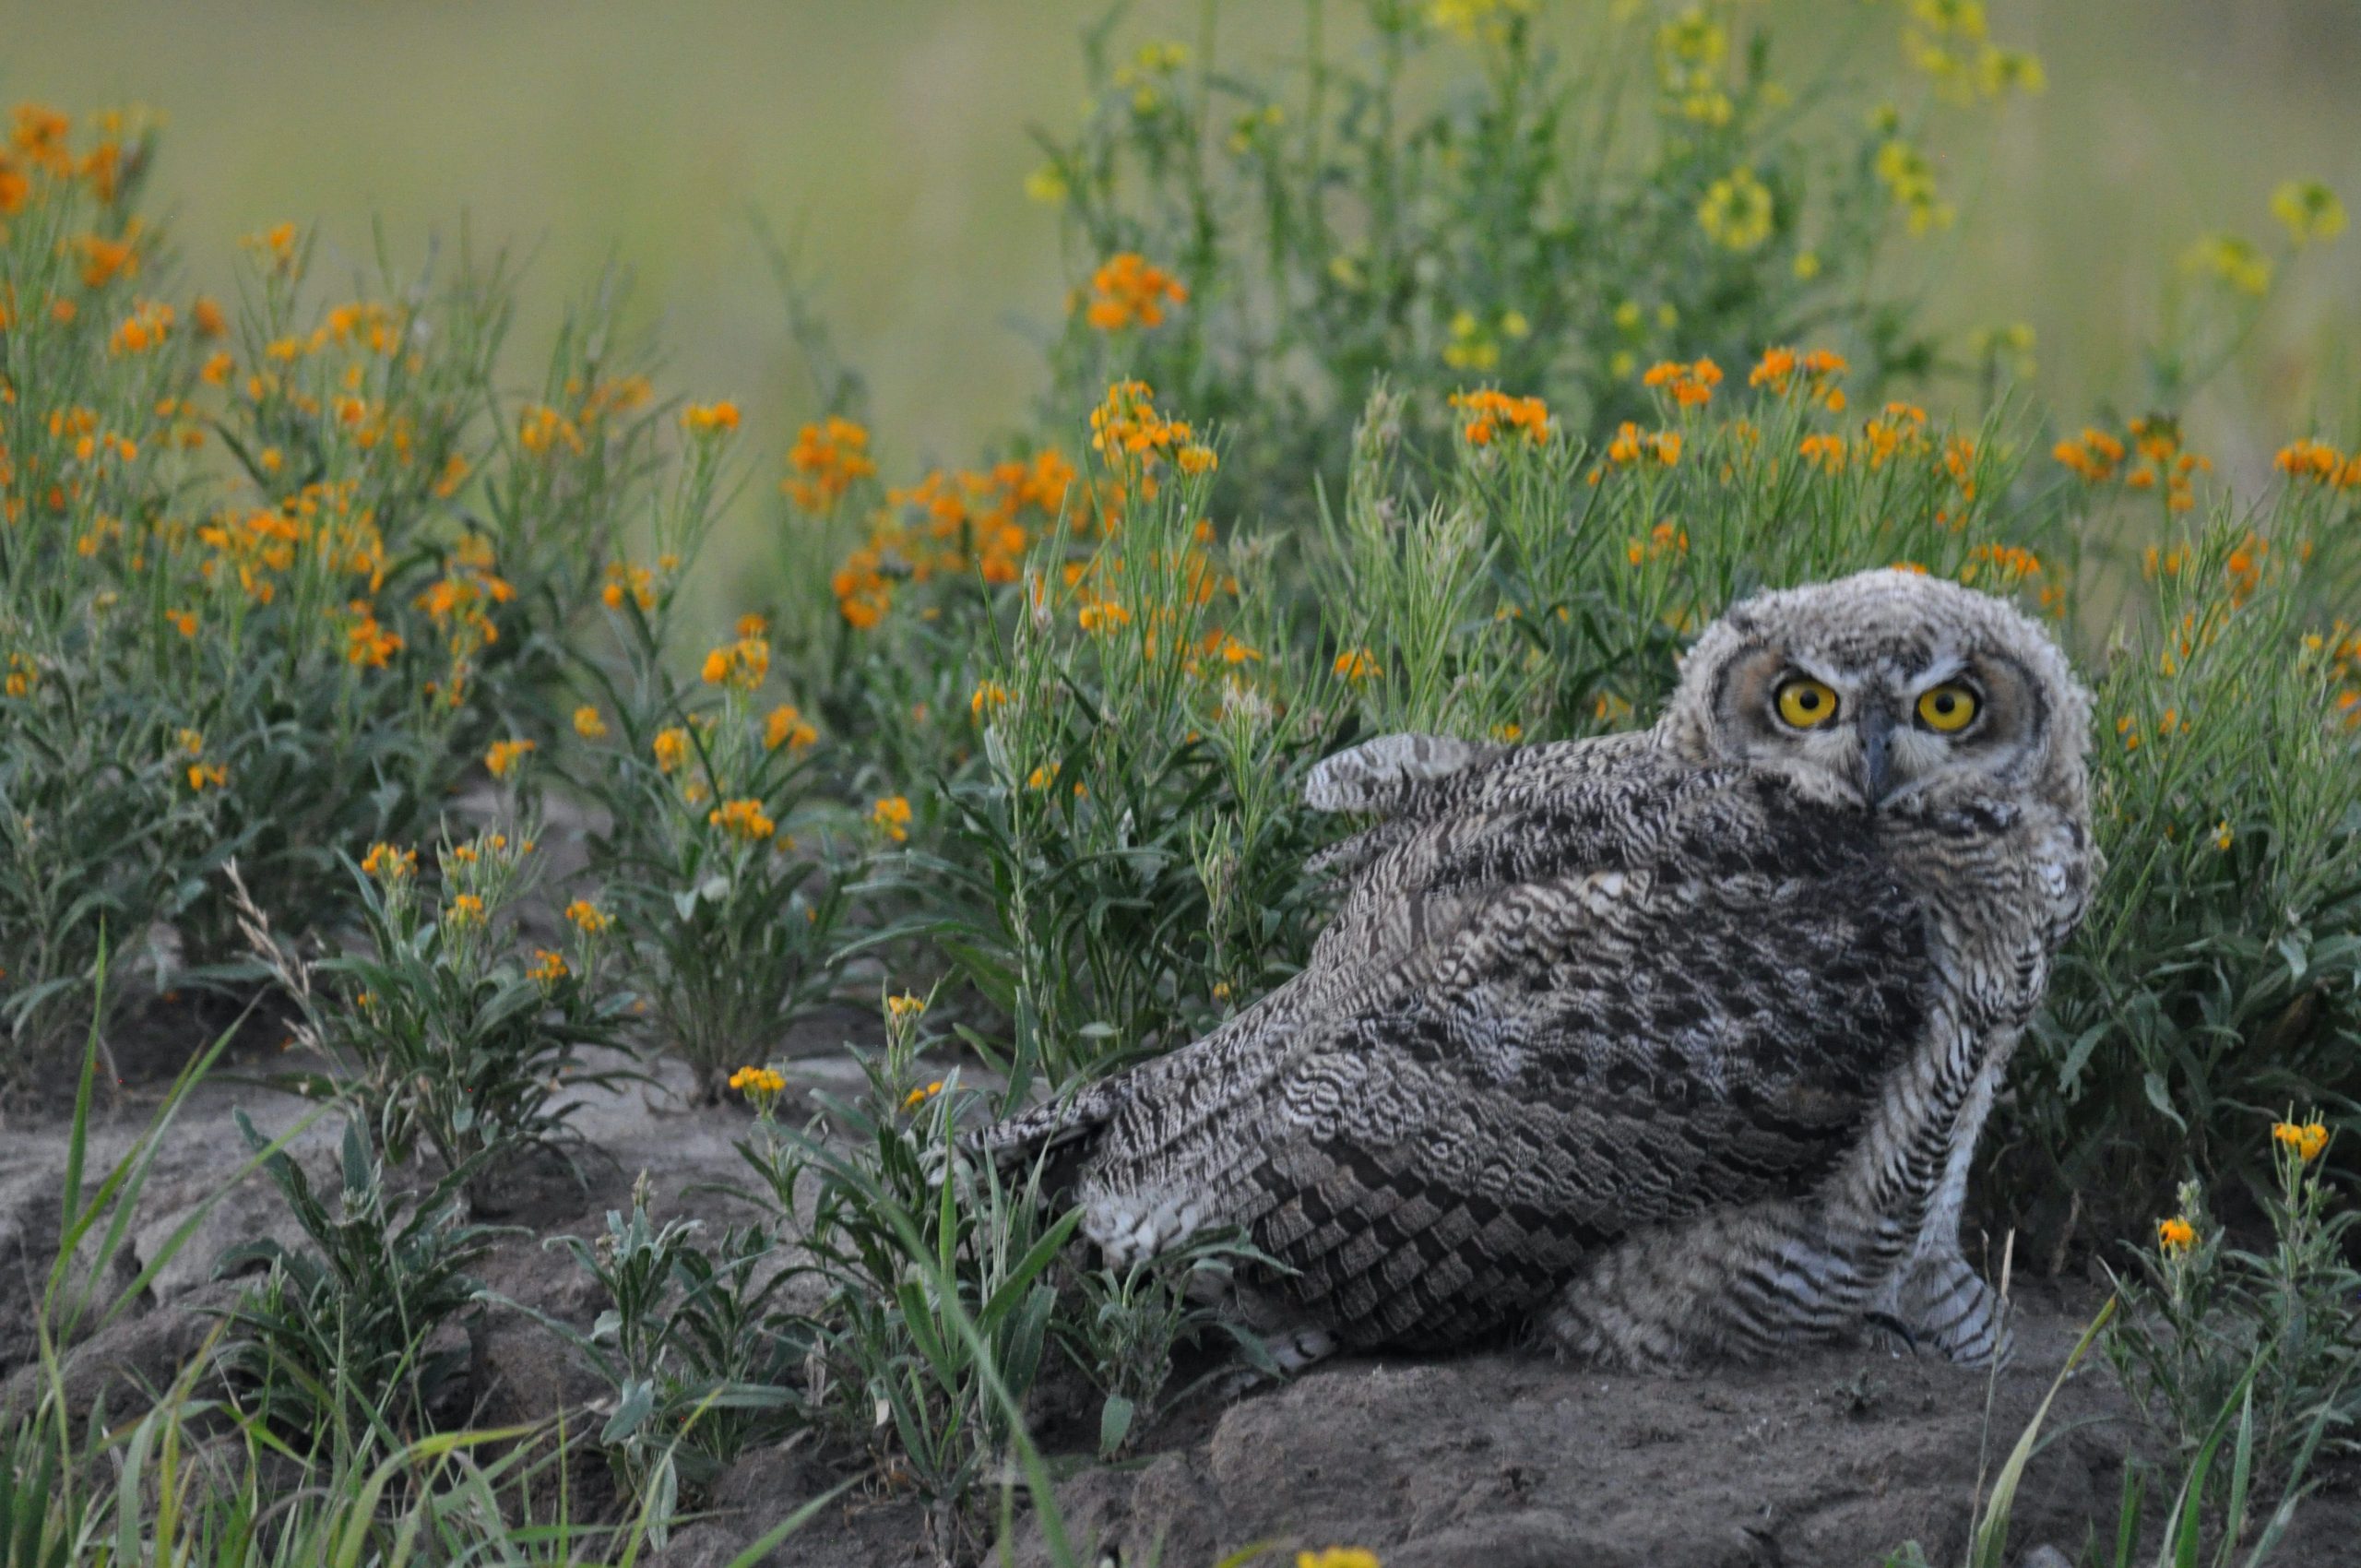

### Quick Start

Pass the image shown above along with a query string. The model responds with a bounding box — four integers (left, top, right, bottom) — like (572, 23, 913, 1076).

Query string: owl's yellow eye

(1916, 683, 1980, 733)
(1774, 677, 1840, 730)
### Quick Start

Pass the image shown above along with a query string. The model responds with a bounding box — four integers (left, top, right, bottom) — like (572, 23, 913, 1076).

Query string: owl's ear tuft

(1304, 731, 1507, 814)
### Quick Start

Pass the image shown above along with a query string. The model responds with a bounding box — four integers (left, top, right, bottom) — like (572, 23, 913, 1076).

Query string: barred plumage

(980, 569, 2094, 1370)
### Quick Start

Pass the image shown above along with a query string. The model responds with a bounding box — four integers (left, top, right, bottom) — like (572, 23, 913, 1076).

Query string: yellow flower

(709, 798, 777, 842)
(2182, 233, 2272, 297)
(681, 400, 741, 435)
(2272, 1121, 2329, 1163)
(652, 727, 690, 774)
(2270, 179, 2345, 247)
(1026, 766, 1058, 792)
(362, 842, 416, 881)
(445, 893, 486, 928)
(573, 705, 608, 739)
(528, 948, 568, 984)
(871, 795, 913, 842)
(2213, 820, 2234, 851)
(887, 991, 928, 1023)
(2156, 1216, 2196, 1253)
(564, 899, 611, 934)
(1024, 163, 1068, 203)
(1697, 167, 1774, 252)
(1334, 647, 1382, 683)
(765, 703, 818, 751)
(901, 1078, 945, 1111)
(484, 738, 536, 778)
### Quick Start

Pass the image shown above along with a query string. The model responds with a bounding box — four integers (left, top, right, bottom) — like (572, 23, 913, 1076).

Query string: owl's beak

(1857, 705, 1896, 806)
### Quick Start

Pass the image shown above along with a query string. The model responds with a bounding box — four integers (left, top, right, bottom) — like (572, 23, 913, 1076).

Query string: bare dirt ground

(6, 1015, 2356, 1568)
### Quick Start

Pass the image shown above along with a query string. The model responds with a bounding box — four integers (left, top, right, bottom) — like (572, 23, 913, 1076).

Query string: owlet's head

(1659, 568, 2092, 827)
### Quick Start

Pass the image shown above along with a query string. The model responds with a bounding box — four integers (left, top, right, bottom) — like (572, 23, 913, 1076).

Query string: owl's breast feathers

(979, 731, 1964, 1347)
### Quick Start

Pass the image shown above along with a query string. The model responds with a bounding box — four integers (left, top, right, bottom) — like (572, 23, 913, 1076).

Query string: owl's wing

(975, 733, 1667, 1162)
(1077, 765, 1931, 1348)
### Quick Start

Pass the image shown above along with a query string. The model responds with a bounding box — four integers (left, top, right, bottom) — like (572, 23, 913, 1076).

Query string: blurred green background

(8, 0, 2358, 590)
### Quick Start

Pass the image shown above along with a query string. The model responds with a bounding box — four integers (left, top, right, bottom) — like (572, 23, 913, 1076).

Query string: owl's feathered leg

(1539, 1198, 1893, 1369)
(1865, 1040, 2018, 1367)
(1868, 1251, 2012, 1368)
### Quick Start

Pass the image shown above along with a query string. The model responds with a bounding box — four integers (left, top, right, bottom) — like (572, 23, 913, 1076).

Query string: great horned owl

(982, 569, 2094, 1371)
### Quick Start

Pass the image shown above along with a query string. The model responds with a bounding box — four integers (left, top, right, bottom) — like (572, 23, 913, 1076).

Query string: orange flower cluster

(1605, 422, 1682, 468)
(764, 703, 818, 751)
(1, 104, 144, 232)
(1624, 520, 1691, 567)
(1088, 380, 1216, 498)
(1748, 347, 1847, 410)
(2274, 437, 2361, 489)
(413, 533, 516, 707)
(1959, 543, 2043, 588)
(1859, 402, 1928, 469)
(1798, 433, 1847, 471)
(108, 299, 173, 355)
(1082, 253, 1188, 331)
(2052, 426, 2125, 482)
(871, 795, 912, 842)
(2119, 418, 2208, 511)
(483, 738, 536, 778)
(831, 448, 1081, 630)
(700, 635, 771, 692)
(682, 400, 740, 436)
(344, 600, 403, 668)
(785, 416, 877, 511)
(601, 560, 658, 613)
(1642, 357, 1724, 409)
(1450, 388, 1550, 445)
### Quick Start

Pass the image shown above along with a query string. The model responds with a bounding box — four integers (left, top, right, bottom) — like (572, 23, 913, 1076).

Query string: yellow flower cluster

(1082, 253, 1189, 332)
(1901, 0, 2045, 104)
(886, 991, 928, 1023)
(2270, 179, 2346, 247)
(785, 416, 877, 511)
(1697, 168, 1774, 252)
(1874, 135, 1952, 236)
(681, 400, 741, 436)
(1450, 388, 1549, 446)
(708, 797, 777, 843)
(362, 842, 417, 881)
(1334, 647, 1382, 683)
(2272, 1120, 2329, 1162)
(1429, 0, 1530, 46)
(2182, 233, 2272, 298)
(1655, 6, 1733, 127)
(1443, 308, 1528, 373)
(564, 899, 611, 934)
(2156, 1216, 2196, 1253)
(730, 1064, 789, 1116)
(971, 680, 1014, 721)
(528, 948, 568, 984)
(871, 794, 912, 842)
(484, 738, 536, 779)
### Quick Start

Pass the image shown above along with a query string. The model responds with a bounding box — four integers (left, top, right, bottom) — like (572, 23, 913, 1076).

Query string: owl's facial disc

(1717, 644, 2043, 808)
